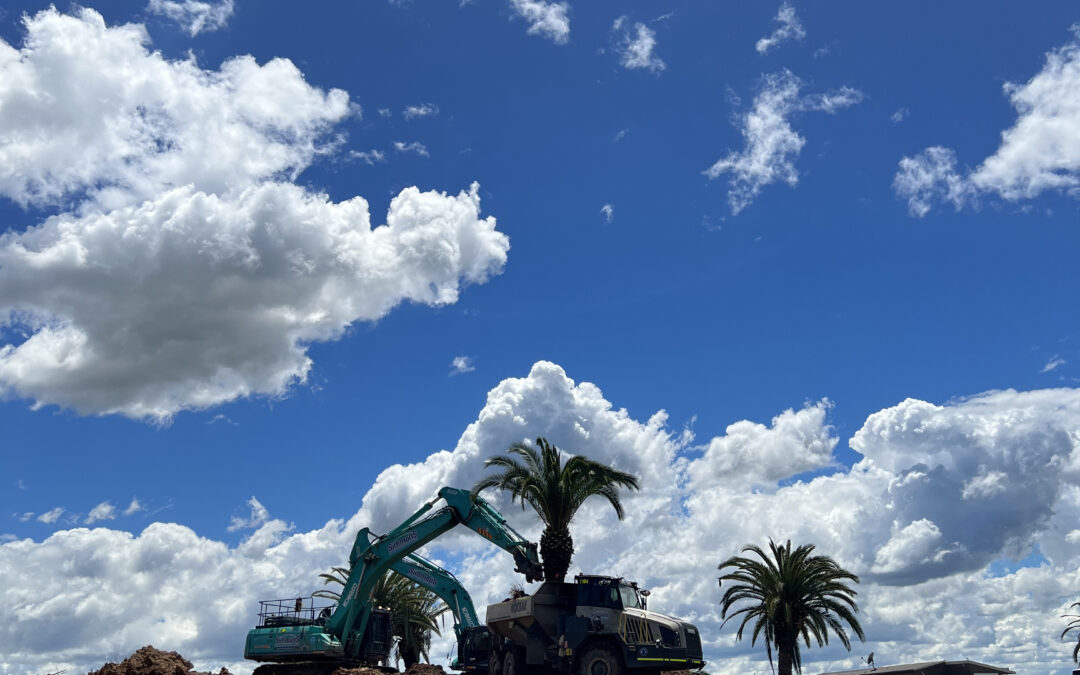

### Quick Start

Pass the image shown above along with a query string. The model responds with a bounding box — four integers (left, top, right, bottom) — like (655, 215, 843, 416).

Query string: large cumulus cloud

(0, 8, 509, 420)
(4, 363, 1080, 673)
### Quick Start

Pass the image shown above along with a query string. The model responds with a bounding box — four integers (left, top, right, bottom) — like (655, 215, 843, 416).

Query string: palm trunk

(777, 646, 793, 675)
(540, 526, 573, 582)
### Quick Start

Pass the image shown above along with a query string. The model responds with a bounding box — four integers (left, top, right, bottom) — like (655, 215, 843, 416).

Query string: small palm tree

(718, 539, 865, 675)
(474, 437, 640, 582)
(1061, 602, 1080, 663)
(313, 565, 448, 668)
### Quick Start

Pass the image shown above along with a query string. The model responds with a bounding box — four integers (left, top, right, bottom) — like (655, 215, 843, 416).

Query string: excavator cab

(454, 626, 492, 671)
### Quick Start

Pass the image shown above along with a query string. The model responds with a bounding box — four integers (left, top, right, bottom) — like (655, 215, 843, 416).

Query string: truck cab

(570, 575, 703, 672)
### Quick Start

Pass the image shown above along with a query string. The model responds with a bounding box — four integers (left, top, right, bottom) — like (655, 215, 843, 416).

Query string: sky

(0, 1, 1079, 673)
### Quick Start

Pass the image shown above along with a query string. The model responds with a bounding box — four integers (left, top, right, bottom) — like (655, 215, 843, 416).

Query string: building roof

(821, 660, 1015, 675)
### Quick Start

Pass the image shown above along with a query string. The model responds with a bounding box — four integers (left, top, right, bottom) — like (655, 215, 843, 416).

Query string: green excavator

(243, 487, 543, 675)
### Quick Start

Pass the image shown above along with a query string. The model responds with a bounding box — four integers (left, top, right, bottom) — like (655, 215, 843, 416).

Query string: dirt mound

(87, 646, 231, 675)
(330, 668, 388, 675)
(404, 665, 445, 675)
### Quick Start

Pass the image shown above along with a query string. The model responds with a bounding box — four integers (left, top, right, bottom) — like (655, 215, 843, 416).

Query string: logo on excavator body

(406, 570, 438, 587)
(476, 528, 492, 540)
(275, 634, 300, 649)
(387, 531, 419, 554)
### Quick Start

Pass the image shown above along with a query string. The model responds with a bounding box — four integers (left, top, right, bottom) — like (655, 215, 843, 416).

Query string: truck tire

(502, 647, 524, 675)
(577, 645, 622, 675)
(488, 651, 502, 675)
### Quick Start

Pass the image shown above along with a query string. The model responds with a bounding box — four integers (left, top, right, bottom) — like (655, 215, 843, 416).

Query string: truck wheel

(503, 647, 523, 675)
(577, 645, 621, 675)
(488, 652, 502, 675)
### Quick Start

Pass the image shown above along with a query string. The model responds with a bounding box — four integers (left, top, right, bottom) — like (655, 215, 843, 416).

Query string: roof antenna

(860, 652, 875, 670)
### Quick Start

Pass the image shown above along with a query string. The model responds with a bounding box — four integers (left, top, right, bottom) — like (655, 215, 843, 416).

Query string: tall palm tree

(473, 437, 640, 582)
(717, 539, 865, 675)
(313, 566, 448, 667)
(1061, 602, 1080, 663)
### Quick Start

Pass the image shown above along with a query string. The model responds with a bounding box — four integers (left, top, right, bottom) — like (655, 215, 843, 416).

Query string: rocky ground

(85, 647, 448, 675)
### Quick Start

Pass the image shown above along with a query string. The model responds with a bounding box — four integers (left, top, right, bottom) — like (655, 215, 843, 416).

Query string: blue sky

(1, 2, 1079, 674)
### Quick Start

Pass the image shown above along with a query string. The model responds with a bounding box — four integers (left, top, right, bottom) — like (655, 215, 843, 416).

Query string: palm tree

(717, 539, 865, 675)
(1061, 602, 1080, 663)
(313, 566, 448, 667)
(473, 437, 640, 582)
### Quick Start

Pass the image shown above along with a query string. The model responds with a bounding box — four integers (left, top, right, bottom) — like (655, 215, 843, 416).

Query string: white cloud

(450, 356, 476, 376)
(0, 182, 506, 420)
(891, 107, 910, 124)
(600, 204, 614, 223)
(614, 128, 628, 142)
(403, 103, 440, 120)
(0, 9, 509, 421)
(146, 0, 234, 36)
(755, 2, 805, 55)
(704, 70, 863, 214)
(15, 512, 33, 523)
(394, 141, 430, 157)
(687, 400, 836, 489)
(895, 26, 1080, 216)
(124, 498, 144, 516)
(961, 469, 1008, 500)
(350, 149, 387, 165)
(4, 365, 1080, 674)
(612, 17, 665, 73)
(0, 8, 348, 210)
(85, 502, 117, 525)
(37, 507, 64, 524)
(508, 0, 570, 45)
(893, 146, 972, 217)
(378, 108, 392, 118)
(227, 497, 270, 532)
(871, 518, 946, 574)
(1042, 355, 1066, 373)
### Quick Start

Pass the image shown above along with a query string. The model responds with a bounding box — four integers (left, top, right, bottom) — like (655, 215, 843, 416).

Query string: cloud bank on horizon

(0, 8, 510, 421)
(3, 361, 1079, 674)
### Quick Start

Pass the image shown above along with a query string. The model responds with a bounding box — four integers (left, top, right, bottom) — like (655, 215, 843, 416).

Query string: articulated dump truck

(484, 574, 705, 675)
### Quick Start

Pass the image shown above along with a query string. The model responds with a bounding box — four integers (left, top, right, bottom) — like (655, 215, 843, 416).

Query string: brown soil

(330, 668, 388, 675)
(88, 646, 455, 675)
(86, 646, 231, 675)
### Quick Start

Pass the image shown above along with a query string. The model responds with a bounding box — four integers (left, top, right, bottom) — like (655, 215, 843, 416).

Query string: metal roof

(821, 660, 1015, 675)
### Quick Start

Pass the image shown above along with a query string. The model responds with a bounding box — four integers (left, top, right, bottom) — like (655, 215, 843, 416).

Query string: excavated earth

(86, 646, 231, 675)
(86, 646, 445, 675)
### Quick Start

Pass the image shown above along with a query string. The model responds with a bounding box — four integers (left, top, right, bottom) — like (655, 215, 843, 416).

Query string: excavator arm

(391, 551, 481, 634)
(329, 487, 542, 658)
